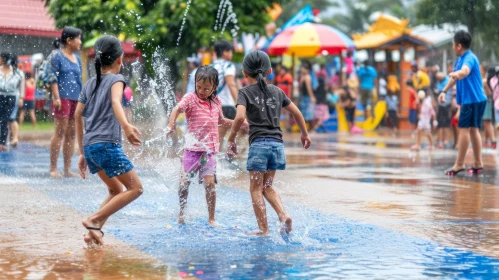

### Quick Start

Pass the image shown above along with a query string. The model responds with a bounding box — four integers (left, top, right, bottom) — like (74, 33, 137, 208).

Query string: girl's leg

(427, 130, 434, 149)
(84, 171, 124, 244)
(50, 118, 68, 178)
(452, 126, 458, 148)
(203, 176, 216, 226)
(485, 121, 496, 142)
(470, 127, 484, 169)
(9, 121, 19, 147)
(19, 109, 26, 126)
(178, 175, 191, 224)
(262, 171, 292, 233)
(29, 109, 37, 127)
(249, 170, 268, 235)
(452, 128, 471, 170)
(82, 169, 143, 245)
(63, 118, 77, 177)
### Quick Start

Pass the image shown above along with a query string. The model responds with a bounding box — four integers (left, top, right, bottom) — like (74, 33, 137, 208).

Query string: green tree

(416, 0, 499, 58)
(47, 0, 275, 73)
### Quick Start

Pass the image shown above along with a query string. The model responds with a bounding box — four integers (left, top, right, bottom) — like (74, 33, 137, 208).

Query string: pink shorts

(52, 98, 78, 119)
(182, 150, 217, 183)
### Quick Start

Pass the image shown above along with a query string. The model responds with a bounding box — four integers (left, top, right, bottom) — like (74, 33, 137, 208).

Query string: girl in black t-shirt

(227, 51, 312, 237)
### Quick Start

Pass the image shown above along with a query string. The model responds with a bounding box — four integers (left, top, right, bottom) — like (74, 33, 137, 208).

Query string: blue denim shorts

(83, 142, 134, 178)
(247, 138, 286, 171)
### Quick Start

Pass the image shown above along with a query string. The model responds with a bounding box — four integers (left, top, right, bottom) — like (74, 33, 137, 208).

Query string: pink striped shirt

(178, 92, 224, 153)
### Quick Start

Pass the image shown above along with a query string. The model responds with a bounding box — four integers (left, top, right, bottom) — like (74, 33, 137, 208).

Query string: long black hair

(0, 52, 21, 77)
(93, 35, 123, 94)
(60, 26, 82, 46)
(194, 65, 220, 106)
(243, 50, 271, 96)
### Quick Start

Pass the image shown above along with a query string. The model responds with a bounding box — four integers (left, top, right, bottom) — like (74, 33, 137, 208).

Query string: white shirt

(379, 78, 387, 96)
(212, 59, 236, 106)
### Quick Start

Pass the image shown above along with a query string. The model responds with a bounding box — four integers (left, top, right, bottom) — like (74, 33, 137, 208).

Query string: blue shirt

(437, 76, 452, 107)
(51, 51, 82, 101)
(357, 66, 377, 90)
(386, 95, 398, 111)
(454, 50, 486, 105)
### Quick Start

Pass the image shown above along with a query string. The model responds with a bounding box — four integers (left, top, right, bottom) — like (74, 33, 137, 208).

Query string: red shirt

(25, 85, 35, 101)
(276, 73, 293, 98)
(409, 88, 417, 110)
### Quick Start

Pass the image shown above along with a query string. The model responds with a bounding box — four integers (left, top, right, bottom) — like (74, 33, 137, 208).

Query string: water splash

(176, 0, 193, 46)
(214, 0, 240, 39)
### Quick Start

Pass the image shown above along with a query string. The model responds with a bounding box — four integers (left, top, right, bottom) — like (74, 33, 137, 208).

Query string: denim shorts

(247, 138, 286, 171)
(83, 142, 134, 178)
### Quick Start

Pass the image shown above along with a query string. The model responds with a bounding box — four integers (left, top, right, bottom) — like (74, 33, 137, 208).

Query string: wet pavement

(1, 131, 499, 278)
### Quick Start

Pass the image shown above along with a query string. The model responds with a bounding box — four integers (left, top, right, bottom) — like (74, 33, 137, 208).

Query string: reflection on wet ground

(2, 132, 499, 278)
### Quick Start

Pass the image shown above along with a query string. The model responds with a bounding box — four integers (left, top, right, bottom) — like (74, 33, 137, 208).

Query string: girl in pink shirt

(167, 66, 236, 225)
(410, 91, 437, 151)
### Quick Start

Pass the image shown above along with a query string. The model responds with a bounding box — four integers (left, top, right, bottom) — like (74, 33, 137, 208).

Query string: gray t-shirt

(237, 84, 291, 144)
(78, 74, 126, 147)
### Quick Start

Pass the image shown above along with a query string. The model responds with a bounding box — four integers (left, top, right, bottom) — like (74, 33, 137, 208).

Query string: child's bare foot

(10, 139, 18, 148)
(178, 216, 185, 224)
(49, 170, 62, 179)
(248, 230, 269, 236)
(208, 219, 216, 226)
(410, 144, 421, 151)
(0, 145, 7, 152)
(64, 170, 79, 178)
(83, 232, 93, 244)
(280, 216, 293, 234)
(82, 218, 104, 245)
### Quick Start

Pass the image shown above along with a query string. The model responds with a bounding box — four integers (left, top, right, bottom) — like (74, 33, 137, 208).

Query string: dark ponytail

(92, 35, 124, 94)
(53, 38, 61, 49)
(243, 50, 271, 97)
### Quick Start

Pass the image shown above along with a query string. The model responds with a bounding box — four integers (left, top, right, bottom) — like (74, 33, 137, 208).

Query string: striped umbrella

(266, 23, 355, 57)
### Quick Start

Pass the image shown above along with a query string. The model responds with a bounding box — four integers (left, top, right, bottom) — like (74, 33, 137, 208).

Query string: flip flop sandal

(445, 168, 465, 176)
(467, 167, 483, 175)
(86, 226, 104, 238)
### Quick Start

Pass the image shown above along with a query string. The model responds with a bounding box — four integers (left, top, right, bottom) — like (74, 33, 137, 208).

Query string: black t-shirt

(237, 84, 291, 144)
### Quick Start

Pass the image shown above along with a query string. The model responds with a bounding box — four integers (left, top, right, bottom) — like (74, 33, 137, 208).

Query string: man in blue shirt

(357, 61, 377, 120)
(439, 30, 487, 176)
(436, 72, 452, 149)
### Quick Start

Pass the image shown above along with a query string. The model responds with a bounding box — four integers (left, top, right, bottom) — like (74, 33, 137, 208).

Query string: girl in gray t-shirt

(74, 35, 143, 246)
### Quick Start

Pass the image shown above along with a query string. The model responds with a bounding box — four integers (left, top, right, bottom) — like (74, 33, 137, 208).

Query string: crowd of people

(0, 25, 496, 245)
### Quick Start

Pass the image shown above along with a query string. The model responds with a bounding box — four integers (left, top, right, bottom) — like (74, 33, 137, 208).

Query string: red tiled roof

(0, 0, 60, 37)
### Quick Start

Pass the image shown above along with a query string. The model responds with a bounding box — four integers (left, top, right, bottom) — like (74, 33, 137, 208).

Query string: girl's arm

(74, 102, 87, 178)
(227, 105, 247, 156)
(284, 103, 312, 149)
(111, 82, 141, 146)
(167, 105, 182, 134)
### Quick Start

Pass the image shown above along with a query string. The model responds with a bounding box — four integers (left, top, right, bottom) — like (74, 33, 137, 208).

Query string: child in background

(451, 92, 460, 149)
(75, 35, 143, 246)
(407, 80, 419, 131)
(385, 90, 398, 133)
(491, 67, 499, 132)
(167, 66, 237, 225)
(338, 86, 357, 133)
(123, 86, 133, 122)
(436, 72, 453, 149)
(483, 67, 497, 149)
(227, 51, 311, 236)
(312, 66, 330, 132)
(410, 90, 436, 151)
(276, 66, 293, 132)
(19, 73, 37, 127)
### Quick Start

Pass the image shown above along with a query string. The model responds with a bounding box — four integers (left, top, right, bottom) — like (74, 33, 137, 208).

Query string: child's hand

(241, 120, 249, 133)
(301, 133, 312, 149)
(78, 155, 87, 179)
(125, 124, 142, 146)
(433, 120, 438, 128)
(227, 140, 237, 159)
(438, 92, 446, 104)
(166, 126, 175, 136)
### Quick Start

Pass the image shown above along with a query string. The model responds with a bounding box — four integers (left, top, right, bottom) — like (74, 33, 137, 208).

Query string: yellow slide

(337, 101, 387, 132)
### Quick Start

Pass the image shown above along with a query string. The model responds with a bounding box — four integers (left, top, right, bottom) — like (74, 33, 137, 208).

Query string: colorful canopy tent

(353, 14, 433, 131)
(267, 23, 355, 57)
